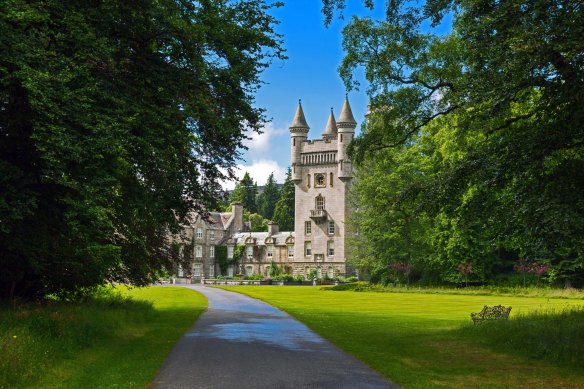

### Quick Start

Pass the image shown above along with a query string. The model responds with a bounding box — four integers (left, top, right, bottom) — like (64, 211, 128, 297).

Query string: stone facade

(173, 97, 356, 280)
(289, 97, 356, 278)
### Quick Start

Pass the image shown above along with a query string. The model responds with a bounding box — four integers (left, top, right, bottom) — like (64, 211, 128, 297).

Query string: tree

(347, 131, 433, 283)
(323, 0, 584, 286)
(244, 210, 269, 232)
(230, 171, 258, 213)
(272, 167, 294, 231)
(0, 0, 285, 300)
(257, 172, 280, 220)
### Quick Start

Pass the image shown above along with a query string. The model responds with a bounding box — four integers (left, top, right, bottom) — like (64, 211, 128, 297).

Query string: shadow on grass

(0, 286, 206, 388)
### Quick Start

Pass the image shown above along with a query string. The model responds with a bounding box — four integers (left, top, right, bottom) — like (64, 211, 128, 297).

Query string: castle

(174, 96, 356, 280)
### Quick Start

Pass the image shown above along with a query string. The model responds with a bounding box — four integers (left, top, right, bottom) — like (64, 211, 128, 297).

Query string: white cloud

(222, 159, 286, 190)
(243, 122, 287, 159)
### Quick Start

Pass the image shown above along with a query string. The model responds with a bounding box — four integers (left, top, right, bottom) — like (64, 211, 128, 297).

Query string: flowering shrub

(457, 263, 473, 287)
(514, 258, 550, 287)
(391, 262, 413, 285)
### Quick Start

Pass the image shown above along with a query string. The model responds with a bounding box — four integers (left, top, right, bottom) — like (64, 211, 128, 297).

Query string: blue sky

(226, 1, 383, 189)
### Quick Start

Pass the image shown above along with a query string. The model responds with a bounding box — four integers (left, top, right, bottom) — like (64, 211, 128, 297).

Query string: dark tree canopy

(257, 172, 280, 220)
(325, 0, 584, 285)
(272, 167, 294, 231)
(230, 171, 258, 213)
(0, 0, 284, 299)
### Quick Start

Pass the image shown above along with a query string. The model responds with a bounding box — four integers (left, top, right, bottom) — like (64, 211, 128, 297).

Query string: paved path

(152, 286, 397, 389)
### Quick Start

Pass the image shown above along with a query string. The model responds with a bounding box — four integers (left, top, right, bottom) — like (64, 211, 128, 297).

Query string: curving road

(151, 286, 397, 389)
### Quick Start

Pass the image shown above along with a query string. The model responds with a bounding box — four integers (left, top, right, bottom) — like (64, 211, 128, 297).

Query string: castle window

(315, 195, 325, 211)
(196, 228, 203, 239)
(267, 245, 273, 258)
(209, 245, 215, 258)
(288, 245, 294, 258)
(307, 174, 311, 188)
(305, 241, 312, 256)
(227, 265, 234, 277)
(328, 241, 335, 256)
(293, 138, 296, 146)
(246, 245, 253, 259)
(340, 134, 343, 142)
(327, 266, 334, 278)
(195, 245, 203, 258)
(305, 221, 312, 235)
(330, 172, 333, 187)
(227, 246, 234, 259)
(209, 264, 214, 277)
(328, 221, 335, 235)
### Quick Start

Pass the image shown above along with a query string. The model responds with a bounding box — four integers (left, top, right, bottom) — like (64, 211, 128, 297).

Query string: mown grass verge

(0, 286, 206, 389)
(221, 286, 584, 389)
(329, 282, 584, 299)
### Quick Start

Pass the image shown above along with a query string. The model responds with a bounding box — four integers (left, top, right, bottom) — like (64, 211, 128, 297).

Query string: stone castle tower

(289, 96, 357, 278)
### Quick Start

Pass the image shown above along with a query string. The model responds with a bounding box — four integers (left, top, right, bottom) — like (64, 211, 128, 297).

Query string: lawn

(0, 286, 206, 388)
(221, 286, 584, 389)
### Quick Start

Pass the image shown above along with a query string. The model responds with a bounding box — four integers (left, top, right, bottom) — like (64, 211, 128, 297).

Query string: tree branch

(369, 104, 460, 151)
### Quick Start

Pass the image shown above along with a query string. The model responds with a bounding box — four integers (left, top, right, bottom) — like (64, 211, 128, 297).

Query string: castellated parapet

(289, 96, 356, 277)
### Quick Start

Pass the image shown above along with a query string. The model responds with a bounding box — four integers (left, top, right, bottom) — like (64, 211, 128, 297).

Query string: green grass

(0, 286, 206, 389)
(221, 286, 584, 389)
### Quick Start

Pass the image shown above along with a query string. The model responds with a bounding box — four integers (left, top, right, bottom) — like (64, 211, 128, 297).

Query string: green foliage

(244, 210, 269, 232)
(214, 246, 232, 276)
(266, 261, 281, 277)
(231, 172, 258, 213)
(272, 167, 295, 231)
(331, 0, 584, 286)
(273, 274, 295, 282)
(257, 172, 280, 220)
(0, 0, 285, 299)
(294, 275, 305, 282)
(0, 286, 206, 388)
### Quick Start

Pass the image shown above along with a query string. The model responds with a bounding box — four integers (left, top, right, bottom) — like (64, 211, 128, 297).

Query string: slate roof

(232, 231, 295, 246)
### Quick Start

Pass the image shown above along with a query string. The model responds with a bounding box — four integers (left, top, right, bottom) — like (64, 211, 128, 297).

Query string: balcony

(310, 209, 327, 220)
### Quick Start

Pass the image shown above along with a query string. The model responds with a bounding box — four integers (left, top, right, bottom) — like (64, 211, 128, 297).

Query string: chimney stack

(268, 221, 279, 235)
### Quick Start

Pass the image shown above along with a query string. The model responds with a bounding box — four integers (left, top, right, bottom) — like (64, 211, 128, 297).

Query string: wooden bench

(471, 305, 512, 324)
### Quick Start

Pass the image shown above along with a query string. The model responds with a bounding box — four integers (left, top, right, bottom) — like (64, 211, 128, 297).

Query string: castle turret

(289, 100, 309, 182)
(322, 108, 337, 141)
(337, 95, 356, 179)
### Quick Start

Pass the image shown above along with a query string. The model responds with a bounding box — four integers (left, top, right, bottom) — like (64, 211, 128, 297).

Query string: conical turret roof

(337, 95, 357, 128)
(322, 108, 338, 139)
(289, 100, 309, 130)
